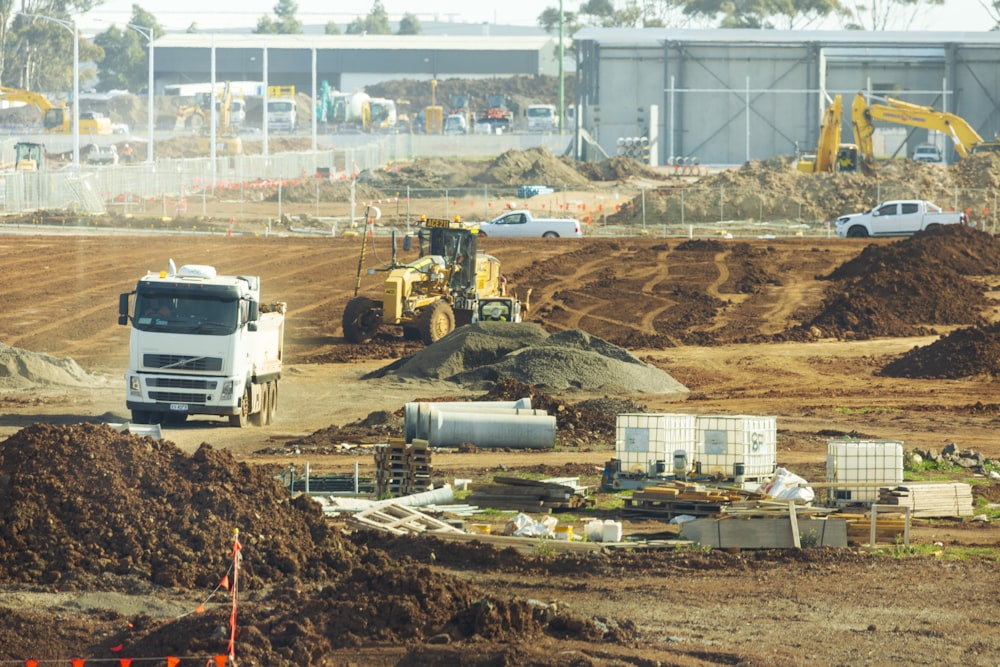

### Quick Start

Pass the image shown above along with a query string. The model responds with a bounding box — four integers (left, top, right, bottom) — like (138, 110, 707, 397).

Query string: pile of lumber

(624, 481, 748, 518)
(876, 483, 974, 518)
(466, 476, 593, 512)
(348, 503, 463, 536)
(374, 439, 432, 498)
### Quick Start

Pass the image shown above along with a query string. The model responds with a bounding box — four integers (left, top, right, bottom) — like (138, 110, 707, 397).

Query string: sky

(77, 0, 997, 35)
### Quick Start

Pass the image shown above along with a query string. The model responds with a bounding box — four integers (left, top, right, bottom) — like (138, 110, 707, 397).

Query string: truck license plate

(170, 404, 189, 412)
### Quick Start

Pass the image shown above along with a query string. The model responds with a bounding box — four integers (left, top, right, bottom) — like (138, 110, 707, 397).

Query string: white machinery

(118, 260, 285, 428)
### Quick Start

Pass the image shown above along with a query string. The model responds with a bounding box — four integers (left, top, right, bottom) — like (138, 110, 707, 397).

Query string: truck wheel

(925, 223, 941, 231)
(251, 383, 267, 426)
(846, 226, 869, 238)
(342, 296, 382, 343)
(542, 232, 559, 238)
(131, 410, 150, 424)
(266, 380, 278, 423)
(418, 301, 455, 345)
(229, 388, 250, 428)
(402, 326, 421, 341)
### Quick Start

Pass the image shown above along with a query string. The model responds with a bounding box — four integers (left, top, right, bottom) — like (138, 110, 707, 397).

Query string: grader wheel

(342, 296, 382, 343)
(418, 301, 455, 345)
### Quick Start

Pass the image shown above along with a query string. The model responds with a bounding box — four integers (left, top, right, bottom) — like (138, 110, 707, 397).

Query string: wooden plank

(788, 502, 800, 549)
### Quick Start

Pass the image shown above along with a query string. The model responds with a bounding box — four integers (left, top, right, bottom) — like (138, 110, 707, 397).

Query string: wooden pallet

(876, 483, 974, 518)
(349, 503, 464, 536)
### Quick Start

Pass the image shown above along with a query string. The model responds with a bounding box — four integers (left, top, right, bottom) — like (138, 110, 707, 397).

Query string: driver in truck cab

(144, 299, 172, 317)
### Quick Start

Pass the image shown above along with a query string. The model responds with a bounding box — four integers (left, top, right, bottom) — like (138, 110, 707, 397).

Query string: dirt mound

(575, 155, 672, 182)
(0, 423, 614, 661)
(369, 322, 688, 394)
(789, 225, 999, 340)
(0, 344, 103, 389)
(476, 146, 591, 187)
(880, 322, 1000, 379)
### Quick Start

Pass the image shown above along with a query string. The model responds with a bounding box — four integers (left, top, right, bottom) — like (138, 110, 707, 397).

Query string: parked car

(86, 144, 118, 166)
(912, 144, 944, 165)
(834, 199, 966, 238)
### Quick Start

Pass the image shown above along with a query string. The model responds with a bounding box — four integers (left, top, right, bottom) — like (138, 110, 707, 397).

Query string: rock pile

(908, 443, 998, 475)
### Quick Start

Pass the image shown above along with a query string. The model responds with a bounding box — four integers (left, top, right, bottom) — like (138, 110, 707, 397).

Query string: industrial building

(572, 28, 1000, 165)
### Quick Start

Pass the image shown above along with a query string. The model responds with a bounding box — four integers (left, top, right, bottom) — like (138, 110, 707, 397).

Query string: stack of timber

(876, 483, 974, 518)
(623, 481, 751, 519)
(830, 511, 911, 545)
(466, 476, 593, 512)
(375, 439, 432, 498)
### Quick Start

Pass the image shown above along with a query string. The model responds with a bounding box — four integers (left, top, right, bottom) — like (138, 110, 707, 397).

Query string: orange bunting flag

(118, 659, 133, 667)
(196, 603, 206, 613)
(72, 660, 86, 667)
(110, 644, 124, 652)
(214, 656, 229, 667)
(167, 657, 181, 667)
(26, 661, 39, 667)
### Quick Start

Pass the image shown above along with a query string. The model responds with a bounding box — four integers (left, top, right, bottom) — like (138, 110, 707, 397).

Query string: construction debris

(375, 438, 432, 497)
(876, 483, 975, 518)
(348, 503, 464, 536)
(466, 476, 593, 513)
(622, 481, 753, 519)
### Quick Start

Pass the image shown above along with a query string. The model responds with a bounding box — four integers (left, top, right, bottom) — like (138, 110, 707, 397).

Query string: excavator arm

(796, 94, 853, 173)
(852, 92, 984, 167)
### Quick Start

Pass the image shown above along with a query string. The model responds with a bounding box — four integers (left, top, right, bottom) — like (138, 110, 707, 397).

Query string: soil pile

(0, 423, 614, 662)
(368, 322, 689, 395)
(880, 321, 1000, 379)
(475, 146, 592, 187)
(792, 225, 1000, 340)
(608, 153, 1000, 225)
(0, 343, 103, 389)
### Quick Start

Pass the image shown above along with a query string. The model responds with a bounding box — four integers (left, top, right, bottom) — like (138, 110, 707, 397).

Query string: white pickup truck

(834, 200, 967, 238)
(475, 210, 582, 238)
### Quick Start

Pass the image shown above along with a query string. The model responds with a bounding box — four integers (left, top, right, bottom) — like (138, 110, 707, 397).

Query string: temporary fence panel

(615, 413, 697, 476)
(826, 439, 904, 503)
(695, 414, 776, 479)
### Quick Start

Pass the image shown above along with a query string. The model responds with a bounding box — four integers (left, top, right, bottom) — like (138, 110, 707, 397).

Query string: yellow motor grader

(342, 216, 528, 345)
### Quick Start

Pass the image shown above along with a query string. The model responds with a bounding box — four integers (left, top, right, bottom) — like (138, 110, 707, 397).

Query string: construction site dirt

(3, 196, 1000, 662)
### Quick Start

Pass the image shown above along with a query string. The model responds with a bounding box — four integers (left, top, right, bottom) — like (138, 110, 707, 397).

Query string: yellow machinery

(424, 79, 443, 134)
(13, 142, 44, 171)
(796, 94, 858, 173)
(179, 82, 242, 154)
(851, 92, 996, 170)
(0, 86, 111, 135)
(342, 215, 528, 345)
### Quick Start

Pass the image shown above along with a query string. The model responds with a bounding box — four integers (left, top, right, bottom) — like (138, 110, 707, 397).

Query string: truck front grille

(148, 378, 217, 390)
(149, 391, 209, 404)
(143, 354, 223, 371)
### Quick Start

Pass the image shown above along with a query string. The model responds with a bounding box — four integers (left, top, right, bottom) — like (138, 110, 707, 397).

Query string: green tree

(538, 7, 580, 33)
(682, 0, 846, 29)
(94, 5, 164, 92)
(1, 0, 102, 91)
(838, 0, 944, 30)
(346, 1, 392, 35)
(325, 20, 342, 35)
(397, 12, 421, 34)
(254, 0, 302, 34)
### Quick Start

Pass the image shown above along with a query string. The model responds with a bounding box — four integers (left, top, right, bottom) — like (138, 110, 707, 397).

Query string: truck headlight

(129, 376, 141, 396)
(221, 380, 234, 400)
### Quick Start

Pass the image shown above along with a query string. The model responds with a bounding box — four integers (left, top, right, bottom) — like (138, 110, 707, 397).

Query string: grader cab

(342, 217, 526, 345)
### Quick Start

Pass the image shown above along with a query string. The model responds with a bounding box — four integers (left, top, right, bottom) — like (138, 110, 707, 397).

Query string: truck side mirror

(118, 292, 131, 325)
(248, 300, 260, 322)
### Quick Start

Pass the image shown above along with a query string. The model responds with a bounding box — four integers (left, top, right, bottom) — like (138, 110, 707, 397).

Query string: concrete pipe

(407, 399, 533, 440)
(426, 409, 556, 449)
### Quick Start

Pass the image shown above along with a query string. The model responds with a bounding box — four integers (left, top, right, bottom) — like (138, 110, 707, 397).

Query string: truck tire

(925, 223, 941, 231)
(131, 410, 151, 424)
(265, 381, 277, 424)
(342, 296, 382, 343)
(542, 231, 559, 238)
(846, 226, 869, 238)
(418, 301, 455, 345)
(229, 388, 250, 428)
(251, 383, 267, 426)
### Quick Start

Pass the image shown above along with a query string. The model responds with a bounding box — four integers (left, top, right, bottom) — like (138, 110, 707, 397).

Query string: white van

(912, 144, 944, 165)
(443, 113, 468, 135)
(526, 104, 557, 132)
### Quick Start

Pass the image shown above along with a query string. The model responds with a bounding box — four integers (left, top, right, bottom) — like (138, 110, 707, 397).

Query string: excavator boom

(852, 92, 984, 167)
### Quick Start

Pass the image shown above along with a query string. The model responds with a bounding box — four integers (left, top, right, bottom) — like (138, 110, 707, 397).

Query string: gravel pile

(0, 343, 103, 389)
(369, 322, 688, 395)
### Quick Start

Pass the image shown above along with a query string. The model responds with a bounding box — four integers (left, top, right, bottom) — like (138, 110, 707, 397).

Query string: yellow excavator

(0, 86, 112, 135)
(795, 94, 859, 173)
(851, 92, 1000, 172)
(175, 82, 242, 154)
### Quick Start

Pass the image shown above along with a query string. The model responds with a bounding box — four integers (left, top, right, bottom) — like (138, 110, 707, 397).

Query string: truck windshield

(269, 101, 294, 112)
(134, 294, 240, 335)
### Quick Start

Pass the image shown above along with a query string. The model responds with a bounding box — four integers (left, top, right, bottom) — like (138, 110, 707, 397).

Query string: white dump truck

(118, 260, 285, 427)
